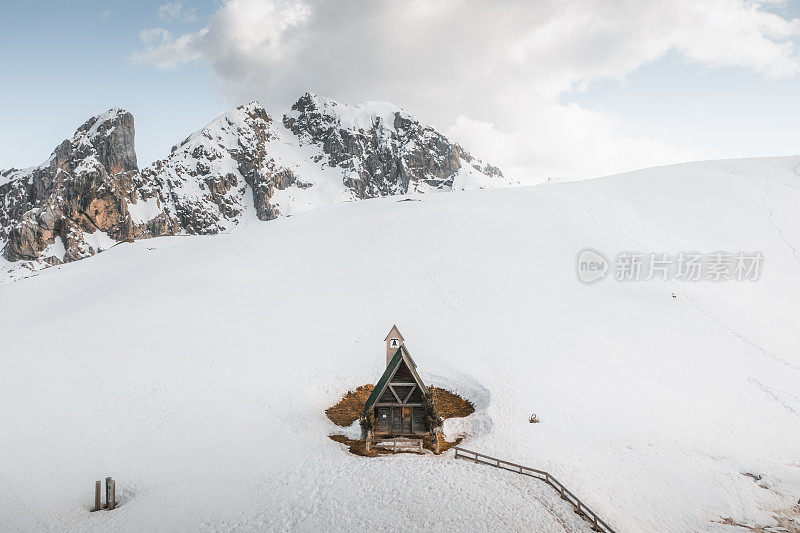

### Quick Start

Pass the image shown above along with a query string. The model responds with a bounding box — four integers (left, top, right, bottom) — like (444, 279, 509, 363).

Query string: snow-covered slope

(0, 156, 798, 531)
(0, 94, 513, 280)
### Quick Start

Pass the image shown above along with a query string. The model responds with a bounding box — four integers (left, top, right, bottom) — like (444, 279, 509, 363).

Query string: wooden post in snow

(105, 477, 112, 508)
(93, 481, 101, 511)
(365, 430, 371, 453)
(108, 481, 116, 510)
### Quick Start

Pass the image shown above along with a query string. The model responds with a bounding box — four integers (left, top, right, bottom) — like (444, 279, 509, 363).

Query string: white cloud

(100, 8, 111, 20)
(136, 0, 309, 70)
(157, 2, 197, 23)
(133, 0, 800, 182)
(139, 28, 170, 44)
(447, 109, 711, 181)
(134, 27, 206, 69)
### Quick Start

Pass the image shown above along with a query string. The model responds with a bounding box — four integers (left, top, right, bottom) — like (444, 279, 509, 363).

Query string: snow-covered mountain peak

(0, 108, 134, 188)
(172, 101, 274, 155)
(287, 92, 408, 132)
(283, 92, 513, 198)
(140, 100, 294, 234)
(79, 107, 131, 137)
(65, 107, 138, 175)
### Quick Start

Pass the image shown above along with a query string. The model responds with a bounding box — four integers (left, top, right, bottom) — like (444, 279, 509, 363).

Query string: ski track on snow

(760, 176, 800, 266)
(538, 193, 647, 250)
(747, 378, 800, 419)
(685, 294, 800, 373)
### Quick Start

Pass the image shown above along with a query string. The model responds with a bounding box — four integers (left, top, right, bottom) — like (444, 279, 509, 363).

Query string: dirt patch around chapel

(326, 384, 475, 457)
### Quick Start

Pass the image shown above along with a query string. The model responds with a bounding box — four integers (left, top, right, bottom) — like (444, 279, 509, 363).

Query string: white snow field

(1, 156, 799, 532)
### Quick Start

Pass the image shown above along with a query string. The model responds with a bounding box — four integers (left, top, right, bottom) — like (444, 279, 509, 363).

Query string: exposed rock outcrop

(284, 93, 505, 198)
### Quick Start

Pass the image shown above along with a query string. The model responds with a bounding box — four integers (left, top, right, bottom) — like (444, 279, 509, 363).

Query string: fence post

(108, 481, 116, 510)
(365, 430, 371, 453)
(94, 481, 101, 511)
(105, 477, 112, 508)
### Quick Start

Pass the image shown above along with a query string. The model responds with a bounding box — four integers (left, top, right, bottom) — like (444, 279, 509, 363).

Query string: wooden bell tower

(384, 325, 405, 366)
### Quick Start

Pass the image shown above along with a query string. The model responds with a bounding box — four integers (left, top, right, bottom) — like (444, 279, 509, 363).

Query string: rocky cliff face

(284, 93, 505, 198)
(0, 109, 176, 264)
(1, 94, 513, 275)
(138, 102, 301, 234)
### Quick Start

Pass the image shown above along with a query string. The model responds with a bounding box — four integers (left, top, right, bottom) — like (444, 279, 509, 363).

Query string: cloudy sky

(3, 0, 800, 183)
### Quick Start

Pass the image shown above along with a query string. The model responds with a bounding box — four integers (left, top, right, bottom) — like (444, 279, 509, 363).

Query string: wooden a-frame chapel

(363, 325, 433, 437)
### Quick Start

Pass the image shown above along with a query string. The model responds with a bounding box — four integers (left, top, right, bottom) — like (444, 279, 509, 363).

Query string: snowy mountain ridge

(0, 94, 513, 278)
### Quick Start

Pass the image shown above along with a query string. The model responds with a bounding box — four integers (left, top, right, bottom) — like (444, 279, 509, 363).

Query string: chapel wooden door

(401, 407, 413, 433)
(391, 407, 402, 434)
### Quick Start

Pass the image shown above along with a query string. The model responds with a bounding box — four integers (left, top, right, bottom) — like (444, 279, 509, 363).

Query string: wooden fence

(453, 447, 615, 533)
